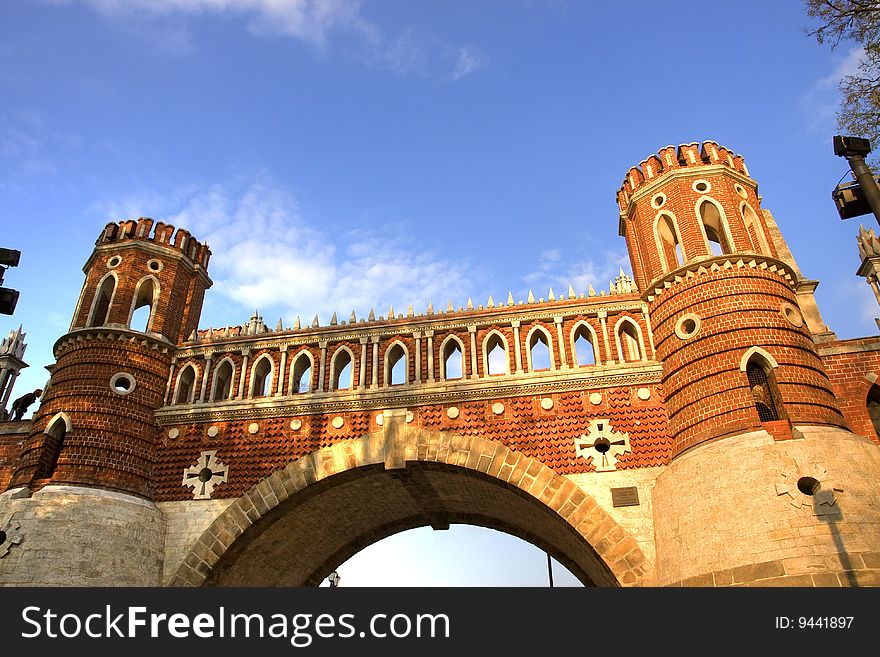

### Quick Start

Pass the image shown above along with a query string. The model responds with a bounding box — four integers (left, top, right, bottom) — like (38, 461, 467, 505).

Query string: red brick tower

(8, 218, 212, 497)
(617, 142, 846, 457)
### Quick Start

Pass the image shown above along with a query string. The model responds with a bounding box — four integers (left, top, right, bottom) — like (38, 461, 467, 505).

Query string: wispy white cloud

(520, 246, 631, 299)
(45, 0, 485, 79)
(803, 46, 865, 131)
(90, 175, 477, 327)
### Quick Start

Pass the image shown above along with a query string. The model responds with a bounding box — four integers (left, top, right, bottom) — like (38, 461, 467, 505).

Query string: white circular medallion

(447, 407, 460, 419)
(168, 428, 179, 439)
(637, 388, 651, 401)
(290, 419, 302, 431)
(332, 416, 344, 429)
(375, 414, 384, 426)
(540, 397, 554, 410)
(589, 392, 602, 405)
(492, 402, 504, 415)
(406, 411, 414, 423)
(248, 422, 259, 434)
(207, 426, 219, 437)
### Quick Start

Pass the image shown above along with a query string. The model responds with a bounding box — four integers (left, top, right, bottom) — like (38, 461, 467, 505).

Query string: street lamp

(327, 571, 340, 587)
(832, 135, 880, 226)
(0, 248, 21, 315)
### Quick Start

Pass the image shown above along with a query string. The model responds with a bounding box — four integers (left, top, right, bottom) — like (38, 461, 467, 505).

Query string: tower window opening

(387, 344, 407, 385)
(291, 354, 312, 394)
(867, 384, 880, 439)
(212, 361, 234, 401)
(251, 357, 272, 398)
(88, 275, 116, 327)
(129, 277, 157, 333)
(486, 334, 508, 375)
(35, 416, 67, 480)
(573, 326, 596, 366)
(699, 200, 733, 256)
(332, 349, 353, 390)
(657, 214, 683, 270)
(747, 360, 781, 422)
(175, 365, 197, 404)
(443, 339, 464, 380)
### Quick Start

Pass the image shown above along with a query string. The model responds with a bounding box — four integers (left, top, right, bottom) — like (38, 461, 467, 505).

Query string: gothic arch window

(36, 412, 71, 480)
(129, 275, 159, 333)
(384, 341, 408, 386)
(87, 272, 117, 327)
(654, 212, 685, 271)
(867, 384, 880, 439)
(526, 326, 554, 372)
(743, 351, 784, 422)
(331, 347, 354, 391)
(741, 202, 771, 255)
(615, 317, 645, 363)
(483, 331, 509, 376)
(697, 198, 734, 257)
(440, 335, 465, 380)
(174, 364, 198, 404)
(571, 321, 599, 366)
(211, 358, 235, 402)
(289, 351, 313, 394)
(249, 355, 274, 398)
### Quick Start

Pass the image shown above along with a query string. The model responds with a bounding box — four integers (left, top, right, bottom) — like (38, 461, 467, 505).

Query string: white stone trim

(210, 357, 236, 402)
(739, 346, 779, 372)
(481, 329, 510, 376)
(525, 324, 555, 372)
(288, 349, 315, 394)
(438, 334, 466, 380)
(569, 320, 601, 367)
(613, 316, 646, 363)
(329, 345, 356, 391)
(383, 340, 409, 386)
(248, 353, 276, 398)
(44, 411, 73, 435)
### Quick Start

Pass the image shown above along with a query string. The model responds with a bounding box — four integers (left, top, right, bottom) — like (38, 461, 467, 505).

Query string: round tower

(620, 141, 880, 586)
(0, 218, 211, 585)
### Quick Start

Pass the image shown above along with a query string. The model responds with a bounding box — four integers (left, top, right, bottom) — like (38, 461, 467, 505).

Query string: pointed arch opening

(87, 272, 117, 327)
(743, 351, 784, 423)
(385, 342, 408, 386)
(698, 198, 734, 256)
(741, 202, 771, 255)
(655, 212, 684, 271)
(440, 336, 465, 380)
(129, 276, 159, 333)
(483, 331, 509, 376)
(174, 364, 198, 405)
(615, 318, 644, 363)
(250, 355, 274, 398)
(867, 384, 880, 439)
(211, 359, 235, 402)
(289, 351, 313, 394)
(35, 412, 71, 480)
(527, 326, 553, 372)
(571, 322, 598, 367)
(331, 348, 354, 391)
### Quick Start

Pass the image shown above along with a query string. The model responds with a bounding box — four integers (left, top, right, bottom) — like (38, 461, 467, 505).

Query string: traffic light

(0, 247, 21, 315)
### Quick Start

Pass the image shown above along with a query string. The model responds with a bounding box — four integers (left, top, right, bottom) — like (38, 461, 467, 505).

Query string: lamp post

(832, 135, 880, 226)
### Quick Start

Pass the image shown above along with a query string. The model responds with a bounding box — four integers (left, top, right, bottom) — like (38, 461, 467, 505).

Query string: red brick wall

(820, 338, 880, 444)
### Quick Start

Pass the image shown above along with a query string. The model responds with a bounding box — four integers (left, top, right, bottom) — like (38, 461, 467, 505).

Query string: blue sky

(1, 1, 877, 586)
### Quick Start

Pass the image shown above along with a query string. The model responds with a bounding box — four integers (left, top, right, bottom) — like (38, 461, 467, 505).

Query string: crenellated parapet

(616, 141, 749, 214)
(96, 217, 212, 271)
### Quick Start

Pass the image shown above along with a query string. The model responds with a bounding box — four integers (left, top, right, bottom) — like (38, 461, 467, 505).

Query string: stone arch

(329, 345, 356, 391)
(613, 316, 646, 363)
(248, 353, 275, 398)
(569, 320, 601, 367)
(740, 201, 772, 256)
(525, 324, 555, 372)
(738, 346, 779, 372)
(173, 362, 200, 405)
(128, 274, 160, 333)
(169, 430, 654, 588)
(34, 412, 72, 480)
(439, 334, 466, 380)
(383, 339, 409, 386)
(86, 270, 118, 327)
(482, 329, 510, 376)
(211, 357, 236, 402)
(288, 349, 314, 394)
(653, 211, 685, 271)
(695, 196, 735, 257)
